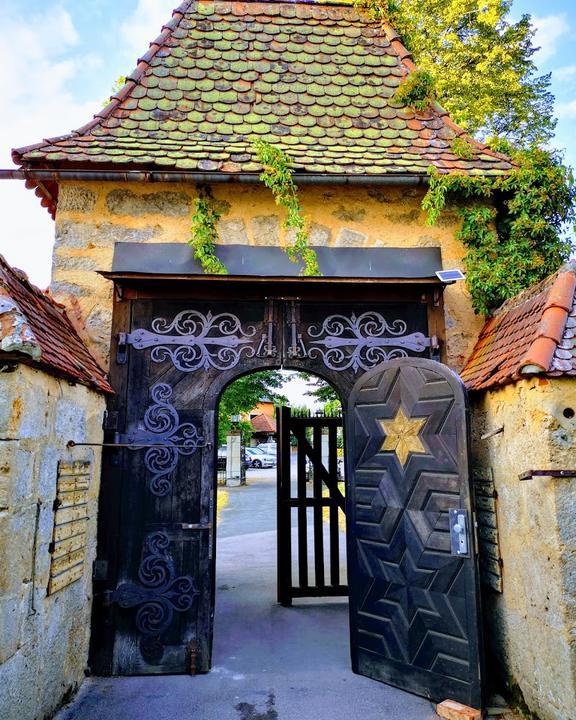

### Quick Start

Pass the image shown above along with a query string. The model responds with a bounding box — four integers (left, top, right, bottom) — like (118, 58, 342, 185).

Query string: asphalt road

(55, 465, 437, 720)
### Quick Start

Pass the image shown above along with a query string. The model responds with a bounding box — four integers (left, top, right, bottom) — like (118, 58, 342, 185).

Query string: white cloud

(0, 5, 101, 286)
(531, 14, 570, 64)
(120, 0, 176, 62)
(556, 98, 576, 119)
(554, 65, 576, 82)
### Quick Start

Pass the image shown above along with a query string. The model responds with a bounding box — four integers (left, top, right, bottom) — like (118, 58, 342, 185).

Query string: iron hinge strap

(287, 300, 307, 359)
(257, 299, 278, 358)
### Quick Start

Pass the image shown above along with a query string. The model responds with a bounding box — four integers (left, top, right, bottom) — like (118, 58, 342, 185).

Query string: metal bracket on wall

(519, 469, 576, 481)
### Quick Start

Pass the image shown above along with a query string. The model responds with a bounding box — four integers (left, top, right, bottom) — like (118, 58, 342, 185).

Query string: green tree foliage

(296, 373, 341, 405)
(356, 0, 575, 313)
(357, 0, 555, 145)
(218, 371, 287, 445)
(102, 76, 127, 107)
(395, 70, 436, 112)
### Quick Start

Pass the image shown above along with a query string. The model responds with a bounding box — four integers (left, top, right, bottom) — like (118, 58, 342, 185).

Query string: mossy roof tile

(14, 0, 512, 185)
(462, 264, 576, 389)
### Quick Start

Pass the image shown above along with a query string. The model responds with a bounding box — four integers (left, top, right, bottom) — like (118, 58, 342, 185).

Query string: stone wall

(0, 364, 106, 720)
(52, 180, 484, 369)
(471, 377, 576, 720)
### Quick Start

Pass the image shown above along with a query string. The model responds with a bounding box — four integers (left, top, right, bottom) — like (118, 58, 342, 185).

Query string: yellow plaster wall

(53, 180, 483, 367)
(471, 378, 576, 720)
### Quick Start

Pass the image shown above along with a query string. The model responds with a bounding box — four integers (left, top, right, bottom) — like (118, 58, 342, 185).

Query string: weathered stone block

(85, 305, 113, 348)
(436, 700, 481, 720)
(55, 399, 87, 444)
(106, 189, 191, 217)
(58, 186, 97, 214)
(55, 220, 161, 250)
(309, 222, 332, 246)
(332, 204, 366, 222)
(386, 208, 421, 224)
(367, 187, 392, 204)
(251, 215, 280, 246)
(0, 374, 51, 440)
(0, 508, 36, 595)
(0, 595, 25, 664)
(217, 217, 248, 245)
(334, 228, 367, 246)
(0, 442, 34, 509)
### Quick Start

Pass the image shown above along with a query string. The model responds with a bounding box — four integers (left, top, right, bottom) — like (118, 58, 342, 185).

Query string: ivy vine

(253, 140, 321, 276)
(188, 186, 228, 275)
(423, 146, 575, 315)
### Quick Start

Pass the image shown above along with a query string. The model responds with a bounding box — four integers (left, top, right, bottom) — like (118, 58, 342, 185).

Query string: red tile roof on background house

(0, 255, 112, 393)
(461, 263, 576, 391)
(12, 0, 513, 217)
(251, 413, 277, 433)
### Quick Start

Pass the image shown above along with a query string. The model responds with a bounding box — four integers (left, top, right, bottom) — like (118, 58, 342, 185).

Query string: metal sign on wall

(47, 461, 91, 596)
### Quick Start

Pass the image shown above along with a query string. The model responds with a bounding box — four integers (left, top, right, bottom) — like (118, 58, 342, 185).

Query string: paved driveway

(55, 467, 437, 720)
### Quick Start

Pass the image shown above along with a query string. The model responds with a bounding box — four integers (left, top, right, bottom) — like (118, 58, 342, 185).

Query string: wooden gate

(89, 278, 478, 700)
(346, 359, 483, 707)
(277, 407, 346, 605)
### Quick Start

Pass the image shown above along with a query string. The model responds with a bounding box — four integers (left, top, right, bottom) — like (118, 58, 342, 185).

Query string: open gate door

(346, 358, 483, 708)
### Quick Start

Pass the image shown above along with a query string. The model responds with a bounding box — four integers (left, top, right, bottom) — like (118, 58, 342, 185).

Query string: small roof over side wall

(461, 263, 576, 391)
(251, 413, 277, 434)
(0, 255, 112, 393)
(12, 0, 512, 217)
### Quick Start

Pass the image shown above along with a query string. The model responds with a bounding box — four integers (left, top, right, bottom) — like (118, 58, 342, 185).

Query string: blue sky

(0, 0, 574, 286)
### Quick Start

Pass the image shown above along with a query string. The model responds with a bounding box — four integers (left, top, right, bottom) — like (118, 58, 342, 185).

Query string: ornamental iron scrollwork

(125, 383, 204, 497)
(110, 531, 197, 662)
(307, 311, 432, 373)
(126, 310, 257, 372)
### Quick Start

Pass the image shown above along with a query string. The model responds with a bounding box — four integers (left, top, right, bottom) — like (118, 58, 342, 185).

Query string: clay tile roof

(461, 263, 576, 391)
(251, 413, 277, 433)
(13, 0, 513, 216)
(0, 255, 112, 394)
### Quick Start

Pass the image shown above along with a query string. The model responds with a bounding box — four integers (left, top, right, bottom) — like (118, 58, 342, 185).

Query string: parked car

(256, 442, 277, 456)
(245, 447, 276, 469)
(217, 445, 249, 470)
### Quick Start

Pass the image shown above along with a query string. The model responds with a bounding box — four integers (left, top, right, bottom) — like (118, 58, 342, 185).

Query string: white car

(256, 442, 277, 456)
(245, 447, 276, 468)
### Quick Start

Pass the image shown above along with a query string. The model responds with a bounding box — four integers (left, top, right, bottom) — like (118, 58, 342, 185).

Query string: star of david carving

(379, 406, 428, 467)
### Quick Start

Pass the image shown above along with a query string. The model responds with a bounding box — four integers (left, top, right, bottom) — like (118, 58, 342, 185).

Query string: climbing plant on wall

(253, 140, 321, 277)
(423, 146, 575, 314)
(188, 147, 320, 277)
(188, 186, 228, 275)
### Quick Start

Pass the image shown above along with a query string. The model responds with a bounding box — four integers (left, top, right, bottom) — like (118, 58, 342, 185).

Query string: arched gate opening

(89, 272, 483, 708)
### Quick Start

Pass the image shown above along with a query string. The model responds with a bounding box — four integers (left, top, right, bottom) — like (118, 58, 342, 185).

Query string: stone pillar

(225, 431, 244, 487)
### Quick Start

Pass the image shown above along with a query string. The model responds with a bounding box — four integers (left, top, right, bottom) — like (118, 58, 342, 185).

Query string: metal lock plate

(449, 508, 470, 557)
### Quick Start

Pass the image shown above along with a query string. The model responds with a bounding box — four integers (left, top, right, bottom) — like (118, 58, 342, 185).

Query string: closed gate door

(346, 359, 483, 707)
(92, 288, 450, 681)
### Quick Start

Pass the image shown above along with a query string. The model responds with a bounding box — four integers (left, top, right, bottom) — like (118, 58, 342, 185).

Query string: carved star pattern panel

(347, 361, 482, 708)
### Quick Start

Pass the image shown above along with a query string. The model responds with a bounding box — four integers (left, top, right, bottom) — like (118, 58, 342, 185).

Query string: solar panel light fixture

(435, 269, 466, 284)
